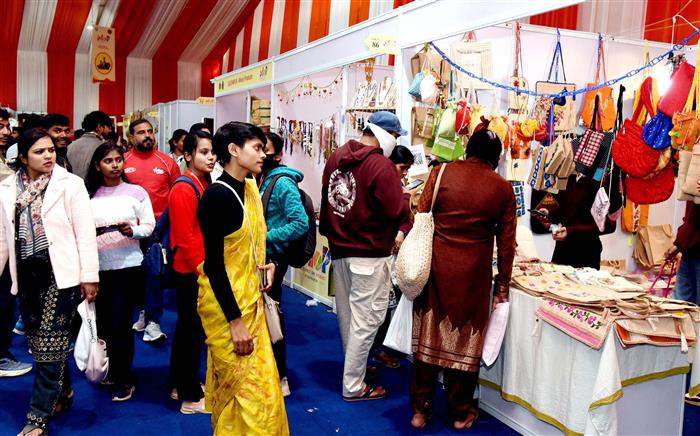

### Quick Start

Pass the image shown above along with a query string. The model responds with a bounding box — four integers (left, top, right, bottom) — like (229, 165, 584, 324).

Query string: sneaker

(143, 322, 166, 342)
(112, 385, 135, 402)
(280, 377, 291, 397)
(132, 310, 146, 332)
(685, 393, 700, 406)
(13, 317, 25, 335)
(0, 357, 32, 377)
(180, 398, 211, 415)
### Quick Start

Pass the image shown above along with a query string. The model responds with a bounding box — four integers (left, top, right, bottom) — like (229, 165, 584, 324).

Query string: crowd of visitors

(2, 105, 697, 436)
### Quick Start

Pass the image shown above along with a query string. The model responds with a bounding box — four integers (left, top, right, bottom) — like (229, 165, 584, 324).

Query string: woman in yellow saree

(197, 122, 289, 435)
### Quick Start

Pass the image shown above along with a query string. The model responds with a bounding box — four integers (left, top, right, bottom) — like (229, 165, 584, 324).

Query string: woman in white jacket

(0, 128, 99, 436)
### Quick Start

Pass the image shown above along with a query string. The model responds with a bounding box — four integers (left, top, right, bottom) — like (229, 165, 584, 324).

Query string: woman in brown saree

(410, 129, 517, 430)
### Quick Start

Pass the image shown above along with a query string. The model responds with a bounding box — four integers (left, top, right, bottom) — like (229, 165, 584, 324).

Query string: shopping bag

(581, 35, 616, 131)
(534, 30, 576, 131)
(408, 71, 425, 100)
(681, 144, 700, 198)
(74, 300, 109, 383)
(451, 32, 492, 91)
(383, 295, 413, 355)
(536, 300, 612, 349)
(622, 199, 649, 233)
(625, 164, 675, 205)
(482, 302, 510, 366)
(658, 60, 695, 116)
(677, 148, 695, 201)
(633, 224, 675, 270)
(508, 23, 529, 111)
(642, 112, 674, 150)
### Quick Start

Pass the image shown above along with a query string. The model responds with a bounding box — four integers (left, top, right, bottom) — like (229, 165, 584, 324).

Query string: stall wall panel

(275, 68, 344, 208)
(216, 93, 249, 129)
(405, 24, 687, 270)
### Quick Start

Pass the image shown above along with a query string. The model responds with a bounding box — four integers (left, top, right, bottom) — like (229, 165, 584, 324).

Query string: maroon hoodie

(320, 140, 406, 259)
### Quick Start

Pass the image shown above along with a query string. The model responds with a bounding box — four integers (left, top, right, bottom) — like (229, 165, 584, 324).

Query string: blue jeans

(144, 268, 163, 324)
(674, 255, 700, 305)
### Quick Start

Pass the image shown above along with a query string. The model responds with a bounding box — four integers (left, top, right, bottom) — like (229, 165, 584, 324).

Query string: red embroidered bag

(625, 164, 675, 205)
(658, 61, 695, 116)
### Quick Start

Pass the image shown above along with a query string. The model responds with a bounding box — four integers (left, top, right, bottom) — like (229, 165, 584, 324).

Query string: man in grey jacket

(67, 110, 113, 179)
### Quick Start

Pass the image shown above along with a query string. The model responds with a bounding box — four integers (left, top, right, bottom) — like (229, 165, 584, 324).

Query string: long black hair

(85, 142, 128, 198)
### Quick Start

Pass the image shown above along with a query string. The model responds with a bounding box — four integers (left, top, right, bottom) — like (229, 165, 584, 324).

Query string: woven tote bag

(396, 164, 446, 300)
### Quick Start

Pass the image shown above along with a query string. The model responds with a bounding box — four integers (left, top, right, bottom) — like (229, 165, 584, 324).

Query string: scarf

(16, 169, 51, 259)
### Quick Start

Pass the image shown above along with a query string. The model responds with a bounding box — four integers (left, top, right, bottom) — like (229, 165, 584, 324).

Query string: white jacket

(0, 165, 99, 295)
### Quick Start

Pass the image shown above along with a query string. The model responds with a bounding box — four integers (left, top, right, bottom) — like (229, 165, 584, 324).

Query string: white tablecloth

(479, 287, 699, 435)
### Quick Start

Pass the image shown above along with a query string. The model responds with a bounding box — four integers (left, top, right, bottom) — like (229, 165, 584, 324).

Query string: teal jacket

(260, 166, 309, 258)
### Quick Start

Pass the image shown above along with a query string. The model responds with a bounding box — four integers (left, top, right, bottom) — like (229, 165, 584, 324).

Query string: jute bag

(396, 164, 446, 300)
(681, 144, 700, 200)
(633, 224, 675, 270)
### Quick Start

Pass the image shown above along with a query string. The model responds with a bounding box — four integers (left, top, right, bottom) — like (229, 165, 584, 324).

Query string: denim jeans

(144, 268, 163, 324)
(674, 255, 700, 305)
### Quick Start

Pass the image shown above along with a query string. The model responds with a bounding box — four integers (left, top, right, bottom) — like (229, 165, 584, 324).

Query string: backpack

(261, 174, 316, 268)
(143, 176, 200, 282)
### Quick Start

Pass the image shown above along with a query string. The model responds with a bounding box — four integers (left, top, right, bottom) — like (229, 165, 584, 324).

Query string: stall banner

(91, 27, 116, 83)
(214, 62, 272, 97)
(294, 232, 332, 300)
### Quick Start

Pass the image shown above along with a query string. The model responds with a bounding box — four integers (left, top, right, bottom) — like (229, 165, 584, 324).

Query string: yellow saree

(197, 178, 289, 435)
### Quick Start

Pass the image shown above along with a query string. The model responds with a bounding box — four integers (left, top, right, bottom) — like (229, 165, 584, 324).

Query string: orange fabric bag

(581, 34, 616, 131)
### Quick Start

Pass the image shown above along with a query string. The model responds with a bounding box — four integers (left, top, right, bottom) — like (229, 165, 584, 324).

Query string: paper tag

(162, 246, 168, 264)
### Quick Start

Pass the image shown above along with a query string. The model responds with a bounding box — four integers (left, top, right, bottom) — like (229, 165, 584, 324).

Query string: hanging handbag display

(508, 23, 529, 112)
(625, 164, 675, 205)
(455, 87, 477, 135)
(408, 71, 425, 100)
(677, 147, 695, 201)
(612, 77, 662, 177)
(396, 164, 447, 300)
(419, 71, 440, 106)
(535, 29, 577, 132)
(669, 46, 700, 149)
(657, 60, 696, 117)
(642, 112, 674, 150)
(591, 149, 614, 232)
(581, 34, 616, 131)
(451, 31, 493, 91)
(432, 104, 465, 161)
(412, 106, 435, 142)
(573, 96, 613, 176)
(622, 198, 649, 233)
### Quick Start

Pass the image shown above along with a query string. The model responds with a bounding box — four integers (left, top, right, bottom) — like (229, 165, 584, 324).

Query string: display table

(479, 287, 698, 435)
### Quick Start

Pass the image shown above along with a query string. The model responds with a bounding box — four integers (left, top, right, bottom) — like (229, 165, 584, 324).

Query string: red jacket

(169, 171, 208, 274)
(124, 149, 180, 219)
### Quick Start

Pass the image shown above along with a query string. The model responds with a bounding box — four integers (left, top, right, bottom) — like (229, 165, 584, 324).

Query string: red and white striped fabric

(0, 0, 697, 126)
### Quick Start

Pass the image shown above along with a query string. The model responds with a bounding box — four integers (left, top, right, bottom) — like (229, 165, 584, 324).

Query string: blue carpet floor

(1, 286, 699, 435)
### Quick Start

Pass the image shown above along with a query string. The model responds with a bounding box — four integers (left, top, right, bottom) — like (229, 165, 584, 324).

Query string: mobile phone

(258, 268, 268, 288)
(405, 178, 425, 190)
(527, 208, 552, 222)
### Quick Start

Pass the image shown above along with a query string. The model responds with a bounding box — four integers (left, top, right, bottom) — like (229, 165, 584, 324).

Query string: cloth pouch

(482, 302, 510, 366)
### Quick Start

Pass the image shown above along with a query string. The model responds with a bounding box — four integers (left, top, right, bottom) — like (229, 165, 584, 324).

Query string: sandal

(18, 424, 46, 436)
(453, 407, 479, 430)
(342, 384, 388, 402)
(372, 351, 401, 369)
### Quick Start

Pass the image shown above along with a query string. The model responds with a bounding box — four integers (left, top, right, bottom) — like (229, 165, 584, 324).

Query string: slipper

(685, 393, 700, 407)
(342, 384, 388, 402)
(372, 354, 401, 369)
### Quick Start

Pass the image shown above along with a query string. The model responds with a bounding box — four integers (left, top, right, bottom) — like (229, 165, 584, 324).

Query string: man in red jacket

(320, 111, 408, 402)
(124, 119, 180, 343)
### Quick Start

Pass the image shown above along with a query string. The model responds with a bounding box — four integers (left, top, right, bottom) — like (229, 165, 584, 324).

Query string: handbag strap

(682, 44, 700, 114)
(649, 258, 677, 292)
(595, 34, 608, 84)
(430, 164, 447, 212)
(213, 180, 262, 266)
(547, 29, 567, 83)
(513, 22, 524, 78)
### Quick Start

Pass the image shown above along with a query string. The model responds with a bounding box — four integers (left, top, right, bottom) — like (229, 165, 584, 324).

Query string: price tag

(365, 34, 398, 55)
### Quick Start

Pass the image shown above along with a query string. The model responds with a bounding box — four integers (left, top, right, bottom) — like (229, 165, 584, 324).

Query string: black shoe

(111, 385, 135, 402)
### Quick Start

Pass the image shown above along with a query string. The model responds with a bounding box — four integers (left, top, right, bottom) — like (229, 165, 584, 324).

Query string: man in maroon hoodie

(320, 111, 407, 401)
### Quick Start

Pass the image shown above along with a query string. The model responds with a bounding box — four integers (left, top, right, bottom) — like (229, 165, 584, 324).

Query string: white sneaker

(143, 322, 166, 342)
(280, 377, 291, 397)
(132, 310, 146, 332)
(180, 398, 211, 415)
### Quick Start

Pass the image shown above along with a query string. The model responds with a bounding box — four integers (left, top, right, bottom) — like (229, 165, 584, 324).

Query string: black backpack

(261, 174, 316, 268)
(143, 176, 200, 283)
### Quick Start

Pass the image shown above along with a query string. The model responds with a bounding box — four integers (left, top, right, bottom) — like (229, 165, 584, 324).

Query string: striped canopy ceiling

(0, 0, 696, 128)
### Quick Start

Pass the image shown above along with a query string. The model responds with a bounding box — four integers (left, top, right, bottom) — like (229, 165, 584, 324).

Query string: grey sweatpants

(332, 256, 391, 397)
